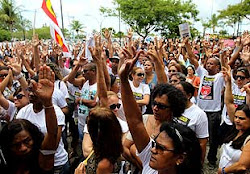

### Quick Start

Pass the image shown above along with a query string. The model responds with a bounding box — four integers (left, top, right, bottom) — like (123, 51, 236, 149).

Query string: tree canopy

(101, 0, 199, 39)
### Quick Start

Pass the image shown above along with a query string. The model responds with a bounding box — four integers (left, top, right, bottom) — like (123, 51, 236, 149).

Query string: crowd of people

(0, 29, 250, 174)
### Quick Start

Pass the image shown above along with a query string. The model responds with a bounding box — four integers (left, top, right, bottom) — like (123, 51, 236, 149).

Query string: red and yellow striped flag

(41, 0, 59, 26)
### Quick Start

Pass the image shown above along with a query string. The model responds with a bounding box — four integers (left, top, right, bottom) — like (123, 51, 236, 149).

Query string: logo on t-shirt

(175, 115, 190, 126)
(133, 92, 143, 100)
(200, 76, 214, 100)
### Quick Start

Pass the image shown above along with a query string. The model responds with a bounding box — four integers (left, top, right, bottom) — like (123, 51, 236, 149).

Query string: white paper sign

(85, 33, 95, 62)
(179, 23, 191, 38)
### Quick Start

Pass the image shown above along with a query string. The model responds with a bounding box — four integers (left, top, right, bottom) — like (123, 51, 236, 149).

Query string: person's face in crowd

(14, 91, 29, 109)
(205, 58, 219, 75)
(175, 84, 191, 101)
(168, 59, 178, 67)
(144, 60, 153, 73)
(169, 75, 180, 86)
(168, 66, 178, 77)
(132, 68, 145, 83)
(152, 94, 172, 122)
(187, 67, 195, 76)
(150, 131, 183, 172)
(27, 80, 41, 105)
(0, 69, 8, 82)
(200, 55, 206, 65)
(83, 64, 95, 80)
(110, 79, 120, 94)
(111, 58, 119, 71)
(234, 110, 250, 131)
(108, 95, 120, 116)
(234, 59, 242, 70)
(169, 54, 175, 60)
(11, 130, 34, 157)
(236, 71, 249, 89)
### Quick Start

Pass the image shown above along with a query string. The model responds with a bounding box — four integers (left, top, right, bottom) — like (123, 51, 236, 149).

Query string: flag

(42, 0, 71, 57)
(50, 23, 71, 57)
(41, 0, 59, 26)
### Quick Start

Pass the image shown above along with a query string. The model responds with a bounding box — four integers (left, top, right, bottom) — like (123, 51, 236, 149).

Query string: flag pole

(60, 0, 64, 35)
(33, 9, 37, 35)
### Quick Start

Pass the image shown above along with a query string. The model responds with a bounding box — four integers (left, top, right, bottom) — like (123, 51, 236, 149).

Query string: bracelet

(222, 167, 226, 174)
(15, 73, 23, 80)
(43, 105, 54, 109)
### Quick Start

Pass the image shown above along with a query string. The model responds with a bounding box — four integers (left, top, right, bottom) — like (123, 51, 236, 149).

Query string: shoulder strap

(243, 135, 250, 146)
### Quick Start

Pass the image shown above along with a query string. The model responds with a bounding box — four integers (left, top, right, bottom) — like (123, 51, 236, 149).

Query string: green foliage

(0, 29, 11, 41)
(101, 0, 199, 39)
(70, 20, 83, 34)
(218, 0, 250, 28)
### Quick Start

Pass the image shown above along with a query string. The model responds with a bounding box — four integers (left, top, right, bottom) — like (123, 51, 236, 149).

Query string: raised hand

(103, 28, 111, 40)
(32, 65, 55, 106)
(32, 34, 41, 47)
(221, 66, 231, 83)
(119, 49, 143, 81)
(127, 28, 133, 40)
(240, 46, 250, 63)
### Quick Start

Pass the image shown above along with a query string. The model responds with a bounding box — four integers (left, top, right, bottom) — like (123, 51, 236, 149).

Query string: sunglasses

(0, 74, 7, 78)
(168, 70, 176, 73)
(15, 94, 25, 100)
(136, 73, 145, 77)
(170, 79, 179, 84)
(109, 103, 121, 110)
(83, 69, 92, 73)
(152, 101, 170, 110)
(152, 133, 174, 152)
(236, 75, 246, 80)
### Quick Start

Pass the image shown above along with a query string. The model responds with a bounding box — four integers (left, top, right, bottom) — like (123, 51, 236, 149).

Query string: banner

(41, 0, 59, 26)
(179, 23, 191, 38)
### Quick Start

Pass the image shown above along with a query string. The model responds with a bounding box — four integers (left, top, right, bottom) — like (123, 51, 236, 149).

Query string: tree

(0, 0, 20, 32)
(101, 0, 199, 39)
(208, 14, 219, 33)
(70, 20, 83, 37)
(218, 0, 250, 36)
(201, 19, 211, 37)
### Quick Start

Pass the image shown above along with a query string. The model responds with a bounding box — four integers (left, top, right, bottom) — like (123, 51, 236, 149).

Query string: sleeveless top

(85, 152, 121, 174)
(219, 135, 250, 168)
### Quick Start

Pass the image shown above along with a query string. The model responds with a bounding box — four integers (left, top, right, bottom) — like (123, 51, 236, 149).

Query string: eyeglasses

(169, 79, 179, 84)
(0, 74, 7, 78)
(152, 133, 174, 152)
(136, 73, 145, 77)
(109, 103, 121, 110)
(168, 70, 176, 73)
(83, 69, 92, 73)
(14, 94, 25, 100)
(152, 101, 170, 110)
(236, 75, 246, 80)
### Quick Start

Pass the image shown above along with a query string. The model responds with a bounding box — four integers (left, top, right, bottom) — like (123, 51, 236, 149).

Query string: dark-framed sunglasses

(152, 101, 170, 110)
(15, 93, 25, 100)
(152, 133, 174, 152)
(136, 73, 145, 77)
(236, 75, 246, 80)
(109, 103, 121, 110)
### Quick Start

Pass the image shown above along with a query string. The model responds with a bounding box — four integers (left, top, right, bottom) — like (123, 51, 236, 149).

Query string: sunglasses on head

(136, 73, 145, 77)
(152, 101, 170, 110)
(109, 103, 121, 110)
(236, 75, 246, 80)
(15, 93, 25, 100)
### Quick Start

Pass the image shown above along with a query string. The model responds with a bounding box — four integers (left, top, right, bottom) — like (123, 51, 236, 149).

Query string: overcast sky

(17, 0, 249, 36)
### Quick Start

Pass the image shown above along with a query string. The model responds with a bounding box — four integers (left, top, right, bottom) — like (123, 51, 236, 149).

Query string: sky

(16, 0, 249, 36)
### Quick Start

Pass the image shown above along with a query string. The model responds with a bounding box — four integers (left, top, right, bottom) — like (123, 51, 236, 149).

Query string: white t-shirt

(16, 104, 68, 166)
(7, 100, 17, 121)
(196, 66, 225, 112)
(137, 139, 157, 174)
(129, 80, 150, 114)
(78, 81, 97, 126)
(67, 82, 82, 118)
(175, 103, 209, 139)
(221, 82, 246, 125)
(54, 80, 70, 99)
(52, 88, 68, 109)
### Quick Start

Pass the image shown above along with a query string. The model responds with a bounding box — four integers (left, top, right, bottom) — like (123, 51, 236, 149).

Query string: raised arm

(32, 34, 41, 73)
(33, 65, 58, 170)
(89, 35, 108, 107)
(222, 67, 235, 123)
(184, 37, 199, 69)
(119, 50, 150, 153)
(68, 58, 86, 86)
(147, 39, 168, 84)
